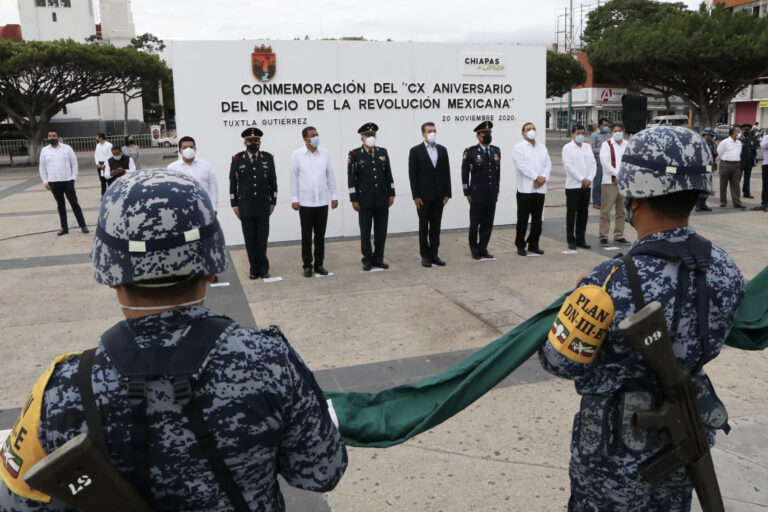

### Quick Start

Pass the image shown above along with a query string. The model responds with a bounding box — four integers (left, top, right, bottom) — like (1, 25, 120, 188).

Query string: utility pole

(567, 0, 573, 134)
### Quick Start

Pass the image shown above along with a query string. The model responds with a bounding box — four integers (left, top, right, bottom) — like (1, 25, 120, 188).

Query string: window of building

(47, 0, 59, 6)
(62, 106, 67, 114)
(61, 0, 71, 6)
(35, 0, 45, 6)
(51, 12, 57, 22)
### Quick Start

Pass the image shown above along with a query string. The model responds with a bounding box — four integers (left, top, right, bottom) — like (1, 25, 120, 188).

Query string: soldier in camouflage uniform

(538, 127, 744, 511)
(0, 170, 347, 511)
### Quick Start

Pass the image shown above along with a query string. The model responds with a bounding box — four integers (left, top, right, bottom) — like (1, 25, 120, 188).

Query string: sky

(0, 0, 703, 47)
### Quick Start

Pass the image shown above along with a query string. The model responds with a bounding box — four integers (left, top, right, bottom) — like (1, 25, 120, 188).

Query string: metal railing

(0, 134, 160, 161)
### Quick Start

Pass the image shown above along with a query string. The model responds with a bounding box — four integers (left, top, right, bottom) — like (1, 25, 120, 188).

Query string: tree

(582, 0, 687, 46)
(546, 50, 587, 98)
(586, 1, 768, 129)
(113, 33, 168, 135)
(0, 39, 170, 163)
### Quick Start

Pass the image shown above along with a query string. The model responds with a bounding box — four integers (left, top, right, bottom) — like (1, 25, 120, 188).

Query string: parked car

(158, 136, 178, 148)
(714, 124, 733, 139)
(647, 115, 689, 128)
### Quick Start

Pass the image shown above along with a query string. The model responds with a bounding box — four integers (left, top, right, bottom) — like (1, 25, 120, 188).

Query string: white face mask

(426, 132, 437, 144)
(527, 129, 537, 140)
(365, 136, 376, 148)
(181, 147, 196, 160)
(613, 132, 624, 142)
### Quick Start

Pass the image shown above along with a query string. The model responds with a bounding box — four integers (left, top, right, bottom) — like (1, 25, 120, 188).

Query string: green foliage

(582, 0, 687, 46)
(546, 50, 587, 98)
(586, 1, 768, 128)
(0, 39, 169, 160)
(130, 33, 166, 55)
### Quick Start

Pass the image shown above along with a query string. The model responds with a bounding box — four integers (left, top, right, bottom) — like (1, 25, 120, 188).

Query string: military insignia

(251, 44, 276, 83)
(494, 154, 500, 161)
(0, 438, 22, 478)
(379, 156, 386, 161)
(476, 154, 483, 162)
(567, 338, 598, 358)
(547, 281, 616, 364)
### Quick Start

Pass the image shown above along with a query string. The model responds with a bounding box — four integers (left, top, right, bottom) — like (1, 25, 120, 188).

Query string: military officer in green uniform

(348, 122, 396, 271)
(229, 127, 277, 279)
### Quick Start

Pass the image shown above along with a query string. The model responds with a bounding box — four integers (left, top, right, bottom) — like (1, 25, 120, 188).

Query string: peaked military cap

(473, 121, 493, 133)
(241, 127, 263, 139)
(357, 122, 379, 134)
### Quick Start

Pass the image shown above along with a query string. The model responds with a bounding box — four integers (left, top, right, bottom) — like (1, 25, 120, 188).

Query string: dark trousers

(49, 180, 86, 230)
(741, 165, 753, 196)
(241, 216, 270, 276)
(719, 161, 742, 207)
(97, 163, 107, 197)
(696, 191, 709, 208)
(516, 192, 545, 250)
(565, 188, 590, 244)
(468, 201, 496, 256)
(592, 159, 603, 205)
(359, 206, 389, 264)
(418, 200, 444, 259)
(761, 164, 768, 206)
(299, 205, 328, 269)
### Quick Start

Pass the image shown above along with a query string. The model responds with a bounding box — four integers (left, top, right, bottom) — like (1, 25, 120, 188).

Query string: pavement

(0, 143, 766, 511)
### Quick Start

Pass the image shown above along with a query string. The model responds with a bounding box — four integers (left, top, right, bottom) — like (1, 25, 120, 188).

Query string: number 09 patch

(547, 284, 616, 364)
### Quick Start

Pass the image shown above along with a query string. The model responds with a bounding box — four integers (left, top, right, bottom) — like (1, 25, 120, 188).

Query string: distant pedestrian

(739, 123, 758, 199)
(588, 117, 611, 209)
(695, 128, 717, 212)
(168, 136, 218, 212)
(562, 124, 596, 250)
(94, 133, 112, 197)
(754, 132, 768, 211)
(598, 122, 630, 245)
(716, 126, 746, 209)
(122, 135, 140, 169)
(39, 130, 89, 236)
(103, 145, 136, 186)
(512, 122, 551, 256)
(409, 122, 451, 267)
(290, 126, 338, 277)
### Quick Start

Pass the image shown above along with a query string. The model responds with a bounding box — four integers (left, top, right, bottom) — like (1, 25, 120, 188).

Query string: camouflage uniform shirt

(0, 306, 348, 511)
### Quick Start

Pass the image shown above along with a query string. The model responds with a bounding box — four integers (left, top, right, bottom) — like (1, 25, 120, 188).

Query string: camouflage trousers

(567, 460, 693, 512)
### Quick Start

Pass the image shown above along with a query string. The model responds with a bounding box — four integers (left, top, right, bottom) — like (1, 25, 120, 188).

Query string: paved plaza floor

(0, 144, 766, 511)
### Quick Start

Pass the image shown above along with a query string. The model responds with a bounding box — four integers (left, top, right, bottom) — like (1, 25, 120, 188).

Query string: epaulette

(232, 152, 240, 160)
(261, 151, 273, 158)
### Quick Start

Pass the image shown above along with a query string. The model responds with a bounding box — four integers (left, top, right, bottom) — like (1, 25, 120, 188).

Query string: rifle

(618, 300, 724, 512)
(23, 433, 151, 512)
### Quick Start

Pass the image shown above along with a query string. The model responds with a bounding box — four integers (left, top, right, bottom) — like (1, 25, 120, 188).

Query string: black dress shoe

(363, 261, 373, 271)
(421, 258, 432, 268)
(735, 204, 746, 209)
(431, 256, 446, 266)
(576, 242, 591, 249)
(80, 226, 90, 233)
(262, 272, 270, 279)
(303, 268, 313, 278)
(614, 238, 631, 244)
(472, 254, 483, 260)
(249, 273, 258, 280)
(314, 266, 329, 276)
(752, 205, 767, 211)
(212, 275, 219, 283)
(528, 247, 544, 255)
(57, 229, 69, 236)
(744, 194, 754, 199)
(374, 261, 389, 269)
(599, 238, 609, 246)
(482, 252, 494, 259)
(695, 205, 712, 212)
(517, 248, 527, 256)
(568, 243, 577, 250)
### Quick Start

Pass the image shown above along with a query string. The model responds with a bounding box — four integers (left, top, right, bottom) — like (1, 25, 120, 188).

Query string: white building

(16, 0, 144, 136)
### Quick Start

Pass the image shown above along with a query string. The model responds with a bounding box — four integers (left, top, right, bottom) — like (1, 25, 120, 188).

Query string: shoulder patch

(0, 352, 80, 502)
(547, 269, 618, 364)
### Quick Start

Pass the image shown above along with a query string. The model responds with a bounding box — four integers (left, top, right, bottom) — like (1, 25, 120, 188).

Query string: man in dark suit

(408, 122, 451, 267)
(348, 122, 395, 271)
(461, 121, 500, 259)
(229, 127, 277, 279)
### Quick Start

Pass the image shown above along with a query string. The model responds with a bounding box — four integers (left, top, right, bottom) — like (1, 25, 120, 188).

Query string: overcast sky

(1, 0, 703, 47)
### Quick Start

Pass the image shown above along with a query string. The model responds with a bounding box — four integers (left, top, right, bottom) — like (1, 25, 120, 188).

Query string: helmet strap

(118, 296, 206, 311)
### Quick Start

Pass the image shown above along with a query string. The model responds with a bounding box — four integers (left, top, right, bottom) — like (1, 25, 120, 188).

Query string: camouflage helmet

(617, 126, 713, 199)
(91, 169, 228, 285)
(702, 127, 717, 138)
